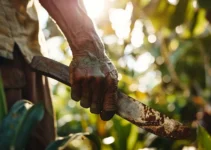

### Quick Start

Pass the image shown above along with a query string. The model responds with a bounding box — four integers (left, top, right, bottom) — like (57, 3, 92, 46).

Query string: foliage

(197, 126, 211, 150)
(46, 133, 101, 150)
(0, 78, 99, 150)
(0, 100, 44, 149)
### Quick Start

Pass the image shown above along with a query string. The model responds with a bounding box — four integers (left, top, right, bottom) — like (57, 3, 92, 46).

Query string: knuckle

(106, 77, 117, 86)
(96, 75, 106, 82)
(110, 70, 118, 78)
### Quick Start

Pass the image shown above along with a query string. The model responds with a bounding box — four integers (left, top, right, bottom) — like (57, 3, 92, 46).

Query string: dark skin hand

(39, 0, 118, 120)
(70, 53, 118, 120)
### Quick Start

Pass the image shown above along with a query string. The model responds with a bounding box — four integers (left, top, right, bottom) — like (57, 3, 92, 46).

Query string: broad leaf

(46, 136, 72, 150)
(197, 126, 211, 150)
(46, 133, 101, 150)
(0, 100, 33, 149)
(12, 103, 44, 149)
(169, 0, 190, 29)
(84, 134, 101, 150)
(0, 100, 44, 150)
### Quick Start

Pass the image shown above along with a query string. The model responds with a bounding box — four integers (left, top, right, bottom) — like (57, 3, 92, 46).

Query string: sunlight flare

(83, 0, 105, 19)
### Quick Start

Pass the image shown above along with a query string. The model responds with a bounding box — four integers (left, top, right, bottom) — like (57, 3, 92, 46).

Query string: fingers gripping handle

(30, 56, 191, 139)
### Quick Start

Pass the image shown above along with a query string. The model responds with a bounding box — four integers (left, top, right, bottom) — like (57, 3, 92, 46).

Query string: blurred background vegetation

(36, 0, 211, 149)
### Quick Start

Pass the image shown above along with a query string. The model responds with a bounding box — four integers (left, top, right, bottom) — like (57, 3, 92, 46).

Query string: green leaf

(197, 0, 211, 9)
(189, 10, 199, 36)
(46, 136, 72, 150)
(169, 0, 190, 29)
(0, 75, 7, 124)
(112, 117, 132, 150)
(144, 0, 174, 30)
(84, 134, 101, 150)
(0, 101, 44, 150)
(197, 126, 211, 150)
(0, 100, 33, 149)
(12, 103, 44, 149)
(46, 133, 100, 150)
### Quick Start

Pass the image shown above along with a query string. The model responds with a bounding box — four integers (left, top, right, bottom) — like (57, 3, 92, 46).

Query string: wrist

(71, 38, 106, 59)
(72, 50, 108, 62)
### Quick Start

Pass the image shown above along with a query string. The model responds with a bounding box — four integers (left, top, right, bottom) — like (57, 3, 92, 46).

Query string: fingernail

(100, 111, 115, 121)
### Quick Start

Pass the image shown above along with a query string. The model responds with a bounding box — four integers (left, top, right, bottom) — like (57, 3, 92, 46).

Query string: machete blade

(30, 56, 191, 139)
(117, 92, 190, 139)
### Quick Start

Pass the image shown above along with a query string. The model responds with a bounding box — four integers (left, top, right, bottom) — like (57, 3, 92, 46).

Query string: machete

(31, 56, 191, 139)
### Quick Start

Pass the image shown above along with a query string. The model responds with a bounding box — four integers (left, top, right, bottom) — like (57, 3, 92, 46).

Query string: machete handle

(31, 56, 191, 139)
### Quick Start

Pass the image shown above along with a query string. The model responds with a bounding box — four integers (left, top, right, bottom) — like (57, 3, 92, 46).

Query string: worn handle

(31, 56, 191, 139)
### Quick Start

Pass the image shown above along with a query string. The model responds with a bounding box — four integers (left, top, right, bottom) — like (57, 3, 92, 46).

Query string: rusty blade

(117, 92, 190, 139)
(30, 56, 191, 139)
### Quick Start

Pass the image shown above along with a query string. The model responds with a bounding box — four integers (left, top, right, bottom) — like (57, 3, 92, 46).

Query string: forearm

(39, 0, 105, 58)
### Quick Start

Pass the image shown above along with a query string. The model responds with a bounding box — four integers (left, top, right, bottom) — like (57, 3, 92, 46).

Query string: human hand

(69, 52, 118, 121)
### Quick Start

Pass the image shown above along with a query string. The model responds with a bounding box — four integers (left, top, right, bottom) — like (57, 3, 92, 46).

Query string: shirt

(0, 0, 43, 63)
